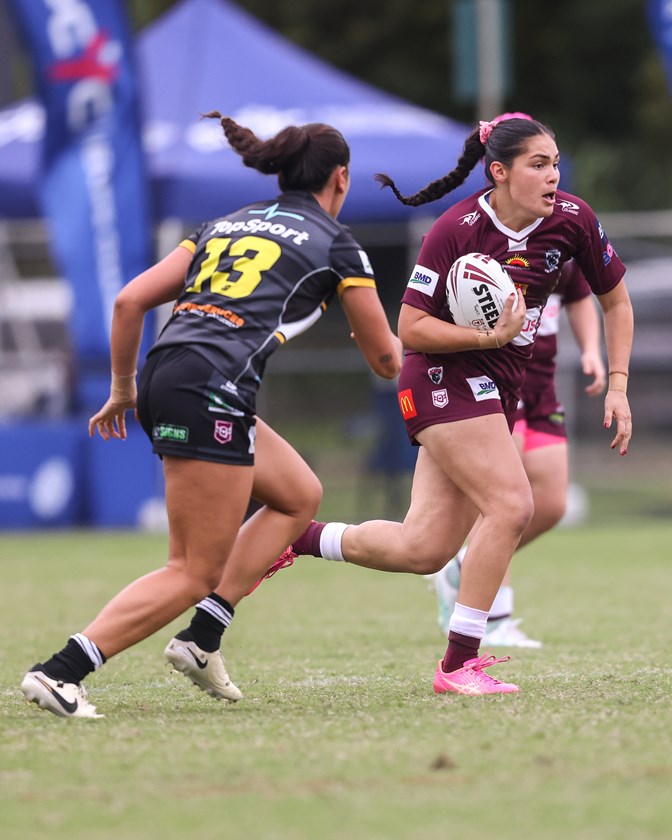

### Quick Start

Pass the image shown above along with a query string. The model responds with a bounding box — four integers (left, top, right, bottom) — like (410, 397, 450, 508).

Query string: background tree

(3, 0, 671, 210)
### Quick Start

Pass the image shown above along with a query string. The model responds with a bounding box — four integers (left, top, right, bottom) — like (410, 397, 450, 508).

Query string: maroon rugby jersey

(402, 188, 624, 398)
(526, 258, 592, 387)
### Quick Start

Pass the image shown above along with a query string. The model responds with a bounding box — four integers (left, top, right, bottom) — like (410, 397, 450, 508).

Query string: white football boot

(484, 617, 543, 648)
(21, 670, 104, 719)
(164, 638, 243, 702)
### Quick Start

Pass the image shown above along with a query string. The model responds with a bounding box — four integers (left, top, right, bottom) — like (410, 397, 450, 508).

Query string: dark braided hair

(204, 112, 350, 193)
(375, 117, 554, 207)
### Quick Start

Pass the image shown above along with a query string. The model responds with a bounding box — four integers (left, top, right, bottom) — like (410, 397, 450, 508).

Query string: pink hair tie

(479, 111, 533, 145)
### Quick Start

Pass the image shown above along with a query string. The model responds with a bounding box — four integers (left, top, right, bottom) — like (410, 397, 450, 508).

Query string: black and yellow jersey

(150, 190, 376, 395)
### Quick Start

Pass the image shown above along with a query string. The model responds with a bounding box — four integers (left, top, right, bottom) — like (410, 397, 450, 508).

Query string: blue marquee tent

(0, 0, 485, 225)
(0, 0, 484, 529)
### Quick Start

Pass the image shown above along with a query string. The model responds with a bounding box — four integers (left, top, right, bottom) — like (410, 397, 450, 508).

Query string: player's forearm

(602, 301, 633, 389)
(566, 298, 601, 357)
(109, 296, 145, 378)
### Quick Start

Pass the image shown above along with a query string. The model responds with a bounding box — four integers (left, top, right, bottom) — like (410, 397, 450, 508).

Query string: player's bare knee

(495, 491, 534, 537)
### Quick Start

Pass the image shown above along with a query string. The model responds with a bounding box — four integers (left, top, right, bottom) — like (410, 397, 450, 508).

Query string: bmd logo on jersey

(407, 265, 439, 297)
(466, 377, 500, 402)
(214, 420, 233, 445)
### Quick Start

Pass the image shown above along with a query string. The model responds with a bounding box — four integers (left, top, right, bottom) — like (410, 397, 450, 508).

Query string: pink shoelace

(464, 653, 512, 682)
(247, 547, 297, 594)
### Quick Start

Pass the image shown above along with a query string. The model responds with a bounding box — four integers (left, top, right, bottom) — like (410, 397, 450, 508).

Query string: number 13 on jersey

(186, 235, 282, 299)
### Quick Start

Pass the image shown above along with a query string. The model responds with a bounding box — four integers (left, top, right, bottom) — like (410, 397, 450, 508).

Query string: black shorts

(137, 346, 256, 465)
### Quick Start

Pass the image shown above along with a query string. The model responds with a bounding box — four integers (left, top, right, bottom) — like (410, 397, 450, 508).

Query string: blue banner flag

(649, 0, 672, 93)
(6, 0, 153, 410)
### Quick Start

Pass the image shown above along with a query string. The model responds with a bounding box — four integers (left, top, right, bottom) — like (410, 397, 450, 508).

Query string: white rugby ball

(447, 253, 517, 330)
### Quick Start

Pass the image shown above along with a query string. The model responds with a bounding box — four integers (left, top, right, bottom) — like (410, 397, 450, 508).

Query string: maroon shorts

(397, 352, 519, 442)
(514, 376, 566, 439)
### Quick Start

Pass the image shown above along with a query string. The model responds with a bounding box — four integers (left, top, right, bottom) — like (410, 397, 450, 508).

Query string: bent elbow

(372, 356, 402, 380)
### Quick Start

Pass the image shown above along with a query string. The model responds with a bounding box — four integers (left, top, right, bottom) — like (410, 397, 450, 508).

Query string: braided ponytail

(204, 113, 349, 192)
(376, 117, 553, 207)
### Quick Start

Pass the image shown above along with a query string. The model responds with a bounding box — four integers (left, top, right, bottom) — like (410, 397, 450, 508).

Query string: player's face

(506, 134, 560, 222)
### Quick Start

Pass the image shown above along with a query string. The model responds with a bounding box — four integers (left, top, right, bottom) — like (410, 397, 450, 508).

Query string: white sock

(71, 633, 105, 670)
(448, 603, 489, 640)
(319, 522, 349, 561)
(490, 585, 514, 619)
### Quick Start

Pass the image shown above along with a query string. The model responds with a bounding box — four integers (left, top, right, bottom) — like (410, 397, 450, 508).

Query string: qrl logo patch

(466, 377, 500, 401)
(398, 388, 417, 420)
(214, 420, 233, 444)
(431, 389, 449, 408)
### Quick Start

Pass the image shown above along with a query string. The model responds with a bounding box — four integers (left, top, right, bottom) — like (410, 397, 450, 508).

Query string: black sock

(36, 637, 106, 685)
(175, 594, 235, 653)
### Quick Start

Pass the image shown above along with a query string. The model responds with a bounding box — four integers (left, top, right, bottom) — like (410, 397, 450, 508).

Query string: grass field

(1, 521, 671, 839)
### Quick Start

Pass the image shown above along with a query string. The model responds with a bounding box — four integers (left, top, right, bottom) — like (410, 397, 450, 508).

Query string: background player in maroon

(20, 115, 402, 718)
(433, 260, 606, 646)
(277, 114, 633, 696)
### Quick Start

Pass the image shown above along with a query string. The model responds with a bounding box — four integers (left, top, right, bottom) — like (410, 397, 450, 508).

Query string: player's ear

(489, 161, 507, 184)
(334, 165, 349, 194)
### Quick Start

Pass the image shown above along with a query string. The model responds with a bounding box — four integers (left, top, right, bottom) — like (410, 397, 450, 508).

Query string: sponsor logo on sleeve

(214, 420, 233, 445)
(398, 388, 417, 419)
(407, 264, 439, 297)
(153, 424, 189, 442)
(358, 250, 374, 275)
(431, 389, 449, 408)
(466, 377, 500, 401)
(428, 366, 443, 384)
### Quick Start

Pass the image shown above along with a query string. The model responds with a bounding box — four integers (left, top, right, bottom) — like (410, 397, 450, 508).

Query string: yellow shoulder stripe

(179, 239, 197, 254)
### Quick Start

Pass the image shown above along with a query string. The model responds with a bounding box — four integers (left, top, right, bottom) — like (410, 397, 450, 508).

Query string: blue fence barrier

(0, 419, 163, 529)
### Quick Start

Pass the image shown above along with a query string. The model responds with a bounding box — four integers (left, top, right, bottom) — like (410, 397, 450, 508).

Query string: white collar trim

(478, 190, 545, 242)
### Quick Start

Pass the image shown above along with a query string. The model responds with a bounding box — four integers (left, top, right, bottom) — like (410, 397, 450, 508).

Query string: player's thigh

(400, 446, 480, 560)
(417, 414, 533, 521)
(164, 456, 253, 584)
(251, 418, 322, 515)
(522, 440, 568, 515)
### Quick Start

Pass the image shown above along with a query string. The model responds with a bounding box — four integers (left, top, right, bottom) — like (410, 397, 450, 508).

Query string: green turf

(1, 523, 671, 840)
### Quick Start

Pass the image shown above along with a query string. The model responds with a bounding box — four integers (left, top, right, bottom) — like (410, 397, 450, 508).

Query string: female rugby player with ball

(266, 113, 632, 696)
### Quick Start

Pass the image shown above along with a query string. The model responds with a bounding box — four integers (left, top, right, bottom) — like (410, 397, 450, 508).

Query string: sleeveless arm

(340, 286, 402, 379)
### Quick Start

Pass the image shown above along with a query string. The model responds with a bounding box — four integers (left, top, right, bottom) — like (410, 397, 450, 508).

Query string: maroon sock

(291, 520, 326, 557)
(441, 630, 480, 673)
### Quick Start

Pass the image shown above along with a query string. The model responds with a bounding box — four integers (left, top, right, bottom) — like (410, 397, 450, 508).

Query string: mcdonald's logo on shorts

(398, 388, 417, 420)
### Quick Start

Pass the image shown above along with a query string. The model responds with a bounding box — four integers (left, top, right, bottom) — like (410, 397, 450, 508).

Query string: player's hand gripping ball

(447, 253, 517, 330)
